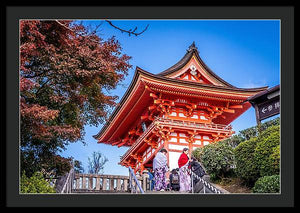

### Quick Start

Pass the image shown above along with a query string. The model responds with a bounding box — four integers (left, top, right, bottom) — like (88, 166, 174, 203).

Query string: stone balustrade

(73, 173, 146, 193)
(67, 171, 228, 194)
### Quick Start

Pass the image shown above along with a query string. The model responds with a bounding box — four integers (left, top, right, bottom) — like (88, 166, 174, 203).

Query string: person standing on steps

(153, 148, 169, 191)
(189, 156, 206, 186)
(178, 148, 192, 192)
(147, 168, 155, 191)
(169, 168, 180, 191)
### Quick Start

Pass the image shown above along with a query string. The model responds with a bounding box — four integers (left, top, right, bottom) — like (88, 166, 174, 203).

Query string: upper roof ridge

(187, 41, 198, 52)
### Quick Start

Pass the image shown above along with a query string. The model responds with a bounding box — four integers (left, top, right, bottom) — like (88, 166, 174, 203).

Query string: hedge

(252, 175, 280, 193)
(234, 137, 260, 185)
(254, 125, 280, 177)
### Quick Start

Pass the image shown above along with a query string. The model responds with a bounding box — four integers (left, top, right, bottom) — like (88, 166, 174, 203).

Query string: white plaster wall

(203, 141, 210, 145)
(169, 144, 186, 151)
(169, 151, 182, 171)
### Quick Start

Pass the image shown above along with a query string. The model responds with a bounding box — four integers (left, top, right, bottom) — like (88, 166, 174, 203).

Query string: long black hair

(160, 148, 168, 153)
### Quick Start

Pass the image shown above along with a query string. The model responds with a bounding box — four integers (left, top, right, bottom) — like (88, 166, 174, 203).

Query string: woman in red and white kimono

(178, 148, 191, 192)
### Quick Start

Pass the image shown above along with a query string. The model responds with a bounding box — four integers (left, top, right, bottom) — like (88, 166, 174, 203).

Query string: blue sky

(60, 20, 280, 176)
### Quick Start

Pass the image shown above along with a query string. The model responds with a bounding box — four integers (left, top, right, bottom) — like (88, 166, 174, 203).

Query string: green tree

(20, 171, 56, 193)
(221, 134, 245, 148)
(74, 160, 85, 173)
(237, 117, 280, 141)
(193, 141, 235, 180)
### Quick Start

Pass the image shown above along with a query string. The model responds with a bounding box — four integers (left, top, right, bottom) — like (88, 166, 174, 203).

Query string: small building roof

(247, 84, 280, 103)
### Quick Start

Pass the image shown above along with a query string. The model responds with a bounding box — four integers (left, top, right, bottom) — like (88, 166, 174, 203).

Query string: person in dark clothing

(189, 157, 206, 185)
(169, 168, 180, 191)
(147, 168, 155, 191)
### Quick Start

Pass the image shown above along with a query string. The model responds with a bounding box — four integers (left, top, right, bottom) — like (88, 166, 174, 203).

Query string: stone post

(142, 170, 149, 192)
(82, 175, 86, 189)
(88, 175, 93, 190)
(110, 178, 115, 190)
(75, 177, 80, 190)
(95, 176, 100, 190)
(102, 178, 107, 191)
(116, 178, 121, 191)
(123, 178, 128, 192)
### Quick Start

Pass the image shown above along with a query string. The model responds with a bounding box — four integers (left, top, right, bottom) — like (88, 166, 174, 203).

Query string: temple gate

(93, 42, 268, 174)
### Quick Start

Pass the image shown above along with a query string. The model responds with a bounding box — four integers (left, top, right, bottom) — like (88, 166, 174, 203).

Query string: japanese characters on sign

(257, 97, 280, 121)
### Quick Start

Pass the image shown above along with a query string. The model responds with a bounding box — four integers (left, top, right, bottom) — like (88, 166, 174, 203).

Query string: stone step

(146, 190, 190, 194)
(72, 189, 129, 193)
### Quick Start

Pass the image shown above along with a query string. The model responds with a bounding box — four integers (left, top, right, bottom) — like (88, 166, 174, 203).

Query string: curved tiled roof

(93, 43, 269, 142)
(157, 42, 236, 88)
(93, 66, 268, 140)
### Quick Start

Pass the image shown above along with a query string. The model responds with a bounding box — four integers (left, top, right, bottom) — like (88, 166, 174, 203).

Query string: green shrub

(192, 147, 203, 162)
(234, 137, 260, 186)
(20, 171, 56, 193)
(193, 141, 235, 181)
(238, 117, 280, 141)
(269, 145, 280, 175)
(254, 125, 280, 177)
(258, 124, 280, 141)
(252, 175, 280, 193)
(234, 124, 280, 186)
(221, 134, 245, 148)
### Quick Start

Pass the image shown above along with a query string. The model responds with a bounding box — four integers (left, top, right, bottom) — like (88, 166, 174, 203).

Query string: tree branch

(55, 20, 103, 44)
(105, 20, 149, 36)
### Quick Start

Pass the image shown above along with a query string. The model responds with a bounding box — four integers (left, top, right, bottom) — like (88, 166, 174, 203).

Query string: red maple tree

(20, 20, 132, 176)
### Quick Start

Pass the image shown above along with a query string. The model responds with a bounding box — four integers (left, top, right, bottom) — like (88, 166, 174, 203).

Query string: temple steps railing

(128, 167, 145, 194)
(72, 172, 148, 193)
(52, 168, 74, 193)
(191, 171, 229, 194)
(55, 170, 229, 194)
(73, 173, 131, 192)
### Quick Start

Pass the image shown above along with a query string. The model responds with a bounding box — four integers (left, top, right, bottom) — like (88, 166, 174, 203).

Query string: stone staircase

(72, 189, 129, 193)
(55, 167, 229, 194)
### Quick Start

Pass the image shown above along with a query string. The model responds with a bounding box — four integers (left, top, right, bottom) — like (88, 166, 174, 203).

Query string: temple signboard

(257, 97, 280, 121)
(248, 85, 280, 124)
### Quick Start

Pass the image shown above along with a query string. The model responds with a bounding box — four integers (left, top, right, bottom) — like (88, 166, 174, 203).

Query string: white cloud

(240, 79, 267, 88)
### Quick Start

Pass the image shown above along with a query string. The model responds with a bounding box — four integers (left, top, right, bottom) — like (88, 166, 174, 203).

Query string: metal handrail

(128, 167, 145, 194)
(52, 167, 75, 193)
(60, 168, 74, 193)
(190, 169, 222, 194)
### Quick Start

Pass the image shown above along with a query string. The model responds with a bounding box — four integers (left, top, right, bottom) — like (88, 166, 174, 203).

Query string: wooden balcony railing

(120, 117, 233, 162)
(156, 117, 233, 131)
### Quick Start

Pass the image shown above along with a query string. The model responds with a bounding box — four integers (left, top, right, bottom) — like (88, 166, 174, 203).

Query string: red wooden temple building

(93, 42, 268, 174)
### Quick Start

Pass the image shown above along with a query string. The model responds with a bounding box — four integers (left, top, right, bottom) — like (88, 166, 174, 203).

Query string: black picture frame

(4, 5, 294, 207)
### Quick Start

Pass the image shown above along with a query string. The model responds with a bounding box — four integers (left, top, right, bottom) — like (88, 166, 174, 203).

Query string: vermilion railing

(120, 117, 233, 163)
(156, 117, 233, 131)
